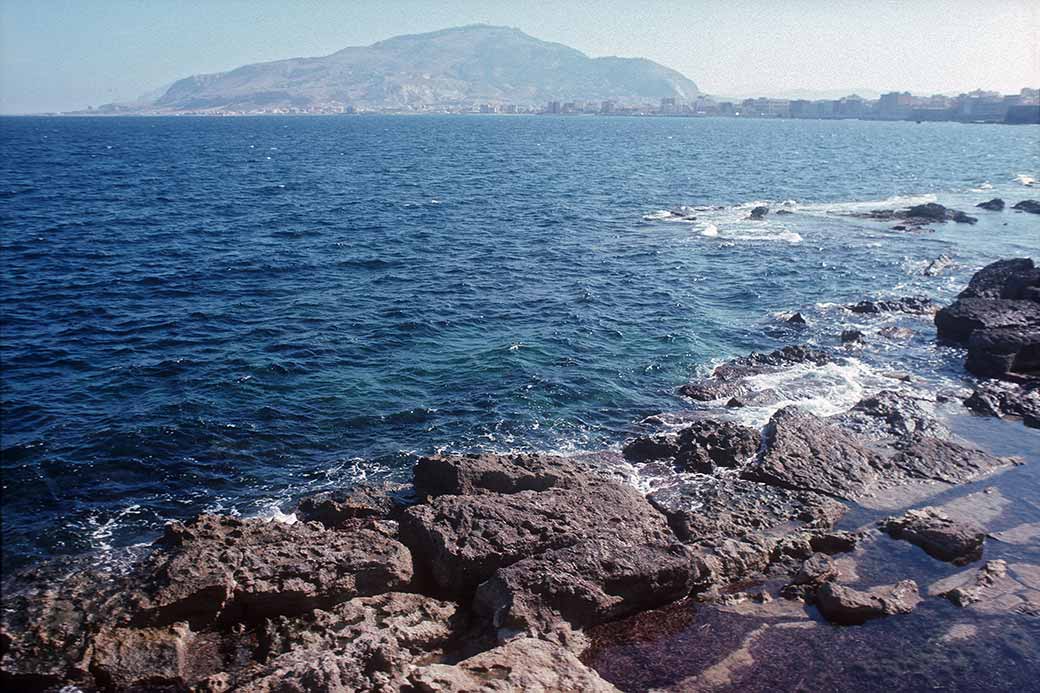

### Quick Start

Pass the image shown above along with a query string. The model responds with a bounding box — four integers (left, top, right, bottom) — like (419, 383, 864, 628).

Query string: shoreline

(3, 257, 1038, 691)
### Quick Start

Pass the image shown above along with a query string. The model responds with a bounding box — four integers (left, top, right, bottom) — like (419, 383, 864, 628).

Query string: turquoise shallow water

(1, 115, 1038, 571)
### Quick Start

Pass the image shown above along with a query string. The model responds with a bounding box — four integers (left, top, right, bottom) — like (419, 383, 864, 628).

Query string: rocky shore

(3, 259, 1039, 692)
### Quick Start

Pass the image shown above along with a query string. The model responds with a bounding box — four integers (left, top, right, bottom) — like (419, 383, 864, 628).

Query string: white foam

(1015, 174, 1036, 186)
(701, 224, 719, 237)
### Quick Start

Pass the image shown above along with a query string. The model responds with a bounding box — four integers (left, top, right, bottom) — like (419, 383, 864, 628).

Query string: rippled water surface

(1, 115, 1038, 570)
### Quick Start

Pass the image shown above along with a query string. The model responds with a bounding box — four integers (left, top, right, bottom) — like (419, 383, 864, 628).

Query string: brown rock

(672, 420, 761, 473)
(91, 622, 219, 690)
(880, 507, 986, 565)
(413, 452, 610, 498)
(408, 637, 621, 692)
(816, 580, 920, 625)
(886, 434, 1016, 484)
(742, 406, 881, 500)
(296, 482, 410, 527)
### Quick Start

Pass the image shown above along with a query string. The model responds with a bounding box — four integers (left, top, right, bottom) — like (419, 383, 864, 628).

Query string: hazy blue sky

(1, 0, 1037, 113)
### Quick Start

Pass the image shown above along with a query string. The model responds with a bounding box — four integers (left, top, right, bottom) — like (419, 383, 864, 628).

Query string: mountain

(137, 25, 698, 113)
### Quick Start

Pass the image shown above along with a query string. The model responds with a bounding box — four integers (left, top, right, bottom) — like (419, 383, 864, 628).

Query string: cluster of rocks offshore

(2, 258, 1038, 692)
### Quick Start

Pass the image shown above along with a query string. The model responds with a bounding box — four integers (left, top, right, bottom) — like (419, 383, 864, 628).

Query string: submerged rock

(976, 198, 1005, 211)
(841, 329, 865, 344)
(848, 296, 937, 315)
(886, 433, 1015, 484)
(787, 312, 807, 325)
(1012, 200, 1040, 214)
(816, 580, 920, 625)
(880, 507, 986, 565)
(749, 205, 769, 219)
(678, 346, 830, 401)
(952, 211, 978, 224)
(924, 255, 954, 276)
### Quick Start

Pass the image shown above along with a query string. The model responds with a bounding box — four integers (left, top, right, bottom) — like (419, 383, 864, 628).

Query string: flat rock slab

(141, 514, 413, 625)
(408, 637, 621, 692)
(815, 580, 921, 625)
(412, 452, 614, 498)
(880, 507, 986, 565)
(399, 483, 676, 597)
(648, 476, 846, 544)
(474, 535, 699, 638)
(884, 433, 1018, 484)
(931, 561, 1040, 616)
(742, 406, 882, 500)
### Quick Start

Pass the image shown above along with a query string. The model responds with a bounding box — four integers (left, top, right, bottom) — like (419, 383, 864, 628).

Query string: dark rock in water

(964, 380, 1040, 428)
(816, 580, 920, 625)
(906, 202, 948, 220)
(742, 406, 881, 500)
(622, 435, 678, 463)
(924, 254, 954, 276)
(775, 209, 794, 215)
(879, 326, 915, 340)
(887, 433, 1016, 484)
(749, 205, 769, 219)
(474, 534, 700, 639)
(966, 326, 1040, 378)
(940, 560, 1009, 607)
(934, 298, 1040, 343)
(409, 638, 621, 692)
(841, 329, 865, 344)
(678, 345, 830, 401)
(788, 312, 807, 325)
(648, 476, 845, 545)
(726, 396, 745, 408)
(1012, 199, 1040, 214)
(957, 258, 1039, 300)
(848, 296, 937, 315)
(834, 390, 947, 441)
(672, 419, 761, 473)
(976, 198, 1006, 211)
(399, 482, 675, 598)
(141, 514, 413, 625)
(880, 507, 986, 565)
(240, 592, 466, 692)
(412, 452, 609, 498)
(952, 211, 978, 224)
(296, 482, 411, 527)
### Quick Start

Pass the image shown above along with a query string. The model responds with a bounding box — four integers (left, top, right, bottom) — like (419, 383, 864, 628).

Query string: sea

(1, 115, 1038, 573)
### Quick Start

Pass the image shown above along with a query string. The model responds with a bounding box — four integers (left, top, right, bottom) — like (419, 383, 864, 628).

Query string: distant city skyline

(1, 0, 1038, 114)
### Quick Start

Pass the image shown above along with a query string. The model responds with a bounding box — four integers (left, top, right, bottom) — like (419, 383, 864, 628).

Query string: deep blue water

(1, 115, 1038, 572)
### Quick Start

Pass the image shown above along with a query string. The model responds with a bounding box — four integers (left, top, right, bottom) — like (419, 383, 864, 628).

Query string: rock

(141, 514, 413, 625)
(775, 209, 793, 215)
(749, 206, 769, 219)
(816, 580, 920, 625)
(0, 562, 143, 687)
(741, 406, 881, 500)
(924, 255, 954, 276)
(408, 638, 621, 692)
(886, 434, 1015, 484)
(622, 435, 678, 463)
(834, 390, 947, 441)
(474, 534, 700, 638)
(906, 202, 948, 220)
(964, 380, 1040, 428)
(788, 312, 807, 325)
(672, 419, 761, 473)
(880, 507, 986, 565)
(412, 452, 610, 498)
(726, 397, 745, 408)
(848, 297, 937, 315)
(934, 298, 1040, 343)
(808, 531, 859, 555)
(957, 258, 1039, 300)
(648, 476, 845, 546)
(1012, 200, 1040, 214)
(90, 622, 215, 690)
(942, 560, 1008, 607)
(296, 482, 410, 527)
(952, 211, 978, 224)
(976, 198, 1005, 211)
(678, 346, 830, 401)
(236, 592, 466, 692)
(966, 326, 1040, 378)
(790, 553, 839, 587)
(399, 482, 677, 598)
(841, 329, 865, 344)
(879, 326, 915, 340)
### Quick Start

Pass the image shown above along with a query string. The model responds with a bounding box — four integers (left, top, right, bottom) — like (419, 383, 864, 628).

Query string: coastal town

(90, 87, 1040, 124)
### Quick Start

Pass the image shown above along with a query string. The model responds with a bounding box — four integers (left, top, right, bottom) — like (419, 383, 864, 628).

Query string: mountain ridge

(115, 24, 699, 113)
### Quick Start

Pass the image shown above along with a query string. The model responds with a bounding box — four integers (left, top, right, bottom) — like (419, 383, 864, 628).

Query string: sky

(1, 0, 1038, 113)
